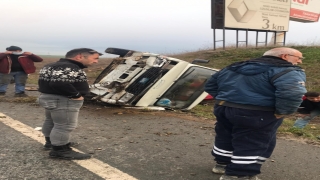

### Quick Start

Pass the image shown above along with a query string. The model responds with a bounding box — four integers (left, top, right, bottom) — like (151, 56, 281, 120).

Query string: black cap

(6, 46, 22, 51)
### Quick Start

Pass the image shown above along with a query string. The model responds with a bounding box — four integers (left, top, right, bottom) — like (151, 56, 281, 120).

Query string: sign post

(211, 0, 320, 50)
(224, 0, 291, 31)
(211, 0, 291, 49)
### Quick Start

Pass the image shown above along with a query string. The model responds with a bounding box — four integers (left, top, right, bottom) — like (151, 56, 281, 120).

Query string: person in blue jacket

(204, 47, 306, 180)
(293, 91, 320, 129)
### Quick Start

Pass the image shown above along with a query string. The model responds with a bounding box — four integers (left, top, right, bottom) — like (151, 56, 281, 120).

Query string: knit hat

(6, 46, 22, 51)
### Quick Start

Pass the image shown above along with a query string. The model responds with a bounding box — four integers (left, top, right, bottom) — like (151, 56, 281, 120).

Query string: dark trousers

(212, 105, 283, 176)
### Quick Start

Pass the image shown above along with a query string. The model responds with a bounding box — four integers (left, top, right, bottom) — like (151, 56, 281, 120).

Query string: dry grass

(0, 96, 38, 103)
(23, 46, 320, 142)
(171, 45, 320, 142)
(170, 45, 320, 91)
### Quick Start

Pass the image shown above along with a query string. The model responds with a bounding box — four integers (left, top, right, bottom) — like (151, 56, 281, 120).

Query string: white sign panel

(290, 0, 320, 22)
(224, 0, 291, 31)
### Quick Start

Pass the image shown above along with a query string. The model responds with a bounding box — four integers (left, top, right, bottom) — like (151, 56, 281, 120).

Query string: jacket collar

(227, 55, 297, 69)
(256, 56, 294, 66)
(59, 58, 86, 69)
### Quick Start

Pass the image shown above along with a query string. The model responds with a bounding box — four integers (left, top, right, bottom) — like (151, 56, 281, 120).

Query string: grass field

(171, 46, 320, 141)
(26, 46, 320, 142)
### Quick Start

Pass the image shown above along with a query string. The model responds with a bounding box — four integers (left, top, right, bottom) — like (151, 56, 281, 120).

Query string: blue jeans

(38, 93, 84, 146)
(293, 109, 320, 128)
(0, 71, 28, 93)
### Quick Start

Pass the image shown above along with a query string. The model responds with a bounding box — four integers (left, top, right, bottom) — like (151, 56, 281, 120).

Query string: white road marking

(0, 112, 138, 180)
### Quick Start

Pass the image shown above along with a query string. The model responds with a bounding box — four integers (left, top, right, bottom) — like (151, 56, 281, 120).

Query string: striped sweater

(38, 58, 89, 98)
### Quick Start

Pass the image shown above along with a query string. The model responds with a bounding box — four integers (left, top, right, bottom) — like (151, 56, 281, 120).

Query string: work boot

(212, 163, 227, 174)
(43, 137, 79, 150)
(14, 92, 28, 97)
(49, 145, 91, 160)
(0, 92, 5, 96)
(220, 175, 261, 180)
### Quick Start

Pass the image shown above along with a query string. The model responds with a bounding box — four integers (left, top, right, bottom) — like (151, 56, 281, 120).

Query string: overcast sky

(0, 0, 319, 57)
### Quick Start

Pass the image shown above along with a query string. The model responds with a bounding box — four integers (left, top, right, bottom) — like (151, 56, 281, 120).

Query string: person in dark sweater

(0, 45, 43, 97)
(293, 91, 320, 128)
(38, 48, 102, 160)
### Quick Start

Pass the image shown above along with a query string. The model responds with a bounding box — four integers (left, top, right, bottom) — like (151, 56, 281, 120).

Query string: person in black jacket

(38, 48, 102, 160)
(293, 91, 320, 128)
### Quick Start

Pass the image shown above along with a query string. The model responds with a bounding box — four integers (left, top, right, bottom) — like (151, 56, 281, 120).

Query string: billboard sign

(224, 0, 291, 31)
(290, 0, 320, 22)
(211, 0, 225, 29)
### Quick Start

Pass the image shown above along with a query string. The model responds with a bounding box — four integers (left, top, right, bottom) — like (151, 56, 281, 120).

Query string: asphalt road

(0, 86, 319, 180)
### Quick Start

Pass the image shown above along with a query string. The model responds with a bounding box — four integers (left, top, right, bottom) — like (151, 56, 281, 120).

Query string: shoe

(0, 92, 5, 96)
(43, 137, 52, 150)
(14, 92, 28, 97)
(212, 163, 227, 174)
(49, 144, 91, 160)
(67, 142, 80, 147)
(220, 175, 261, 180)
(43, 137, 79, 150)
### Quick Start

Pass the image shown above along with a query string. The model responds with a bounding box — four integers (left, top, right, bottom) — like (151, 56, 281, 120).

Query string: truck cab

(89, 48, 218, 110)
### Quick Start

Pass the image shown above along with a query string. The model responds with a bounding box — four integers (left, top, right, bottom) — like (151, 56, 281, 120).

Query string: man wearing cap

(38, 48, 102, 160)
(0, 46, 43, 97)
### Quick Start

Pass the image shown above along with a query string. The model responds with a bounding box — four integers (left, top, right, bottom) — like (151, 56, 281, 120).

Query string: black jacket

(297, 98, 320, 114)
(38, 59, 89, 98)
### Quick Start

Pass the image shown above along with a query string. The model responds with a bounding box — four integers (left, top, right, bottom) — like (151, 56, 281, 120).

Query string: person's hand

(70, 96, 84, 100)
(23, 52, 33, 55)
(5, 51, 12, 54)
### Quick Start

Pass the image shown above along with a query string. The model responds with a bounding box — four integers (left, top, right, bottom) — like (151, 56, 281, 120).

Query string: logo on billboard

(227, 0, 258, 23)
(292, 0, 309, 5)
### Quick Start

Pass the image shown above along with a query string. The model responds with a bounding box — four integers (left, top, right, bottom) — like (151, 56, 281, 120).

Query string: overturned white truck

(89, 48, 218, 110)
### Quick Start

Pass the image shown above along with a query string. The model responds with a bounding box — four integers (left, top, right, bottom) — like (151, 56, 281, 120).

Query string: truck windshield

(156, 66, 217, 109)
